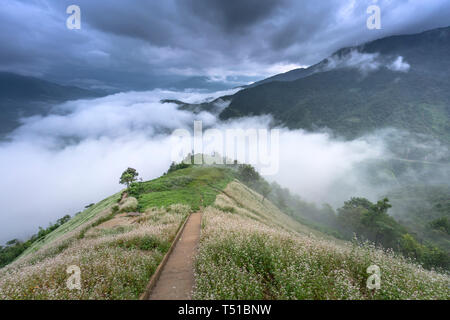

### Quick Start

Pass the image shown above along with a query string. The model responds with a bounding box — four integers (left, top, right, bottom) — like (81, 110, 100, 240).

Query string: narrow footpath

(148, 212, 202, 300)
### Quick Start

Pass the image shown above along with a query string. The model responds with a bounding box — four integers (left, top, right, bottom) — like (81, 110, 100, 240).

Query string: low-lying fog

(0, 89, 448, 243)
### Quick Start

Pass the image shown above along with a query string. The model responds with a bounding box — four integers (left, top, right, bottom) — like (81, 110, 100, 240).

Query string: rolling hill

(0, 164, 448, 300)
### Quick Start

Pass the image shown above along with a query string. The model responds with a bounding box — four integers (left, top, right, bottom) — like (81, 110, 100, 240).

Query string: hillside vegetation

(0, 165, 232, 299)
(389, 185, 450, 252)
(0, 196, 190, 299)
(220, 68, 450, 143)
(195, 181, 449, 299)
(128, 165, 235, 211)
(216, 27, 450, 143)
(1, 165, 449, 300)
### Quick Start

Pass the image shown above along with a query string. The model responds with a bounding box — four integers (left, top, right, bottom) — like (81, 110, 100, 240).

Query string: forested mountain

(219, 27, 450, 143)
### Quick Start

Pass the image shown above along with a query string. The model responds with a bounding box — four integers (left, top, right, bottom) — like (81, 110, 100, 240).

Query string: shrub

(111, 205, 119, 213)
(429, 217, 450, 235)
(119, 197, 138, 213)
(238, 164, 260, 185)
(167, 162, 191, 174)
(112, 235, 170, 252)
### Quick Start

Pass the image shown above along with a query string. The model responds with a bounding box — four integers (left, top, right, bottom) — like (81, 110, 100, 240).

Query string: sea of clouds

(0, 87, 443, 243)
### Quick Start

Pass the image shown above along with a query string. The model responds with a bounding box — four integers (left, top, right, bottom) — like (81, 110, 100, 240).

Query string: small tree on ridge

(120, 167, 139, 189)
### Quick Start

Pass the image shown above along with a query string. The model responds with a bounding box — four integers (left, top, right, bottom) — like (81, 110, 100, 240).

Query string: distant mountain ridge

(0, 72, 101, 101)
(166, 76, 244, 92)
(219, 26, 450, 143)
(0, 72, 103, 136)
(249, 26, 450, 86)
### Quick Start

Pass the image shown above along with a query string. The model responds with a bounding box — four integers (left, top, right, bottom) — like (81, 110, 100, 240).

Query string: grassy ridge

(129, 166, 235, 211)
(3, 165, 449, 300)
(11, 165, 233, 266)
(0, 165, 233, 299)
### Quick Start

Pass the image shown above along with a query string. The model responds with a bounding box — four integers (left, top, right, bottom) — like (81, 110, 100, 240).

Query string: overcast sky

(1, 0, 450, 89)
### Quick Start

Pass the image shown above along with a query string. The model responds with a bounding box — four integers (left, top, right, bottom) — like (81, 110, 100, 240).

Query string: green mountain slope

(249, 26, 450, 86)
(221, 68, 450, 141)
(219, 26, 450, 143)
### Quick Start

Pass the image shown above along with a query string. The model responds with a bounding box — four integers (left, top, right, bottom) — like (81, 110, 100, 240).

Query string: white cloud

(271, 130, 386, 205)
(0, 87, 441, 244)
(265, 63, 309, 75)
(323, 50, 411, 74)
(0, 89, 237, 243)
(323, 50, 381, 74)
(388, 56, 410, 72)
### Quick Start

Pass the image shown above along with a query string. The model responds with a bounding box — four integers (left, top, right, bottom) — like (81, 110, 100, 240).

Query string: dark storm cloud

(81, 1, 177, 46)
(181, 0, 286, 33)
(1, 0, 450, 88)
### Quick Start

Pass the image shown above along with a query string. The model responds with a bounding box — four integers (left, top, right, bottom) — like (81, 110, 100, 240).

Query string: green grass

(131, 165, 235, 211)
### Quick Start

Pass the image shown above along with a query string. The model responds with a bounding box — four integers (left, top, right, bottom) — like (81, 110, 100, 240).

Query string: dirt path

(148, 212, 202, 300)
